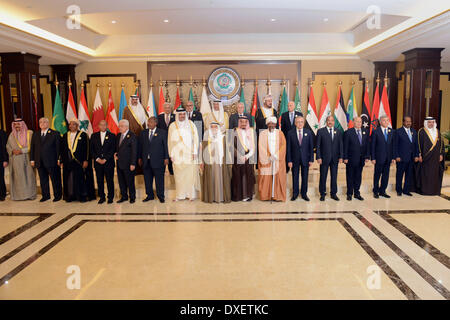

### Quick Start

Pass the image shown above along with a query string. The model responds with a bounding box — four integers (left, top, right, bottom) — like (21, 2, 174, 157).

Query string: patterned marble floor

(0, 172, 448, 300)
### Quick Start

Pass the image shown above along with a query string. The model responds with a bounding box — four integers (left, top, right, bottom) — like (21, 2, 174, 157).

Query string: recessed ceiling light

(163, 19, 169, 23)
(270, 18, 276, 22)
(111, 20, 117, 24)
(323, 18, 329, 22)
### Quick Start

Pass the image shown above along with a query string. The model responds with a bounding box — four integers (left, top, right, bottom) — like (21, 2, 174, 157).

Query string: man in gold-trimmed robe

(258, 116, 286, 201)
(6, 119, 36, 200)
(200, 122, 232, 203)
(122, 94, 148, 137)
(203, 100, 229, 133)
(168, 108, 200, 201)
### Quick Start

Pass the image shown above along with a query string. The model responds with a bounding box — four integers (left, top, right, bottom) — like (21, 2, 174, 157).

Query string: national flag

(146, 87, 157, 117)
(174, 87, 182, 110)
(92, 87, 105, 133)
(199, 85, 212, 115)
(347, 87, 358, 128)
(78, 86, 93, 137)
(306, 85, 319, 134)
(32, 93, 38, 130)
(294, 86, 302, 113)
(361, 85, 371, 131)
(318, 86, 331, 129)
(278, 86, 288, 126)
(188, 87, 196, 111)
(370, 82, 380, 134)
(65, 86, 77, 123)
(334, 86, 348, 132)
(250, 85, 260, 126)
(51, 87, 67, 135)
(158, 86, 165, 115)
(118, 88, 127, 120)
(239, 87, 246, 112)
(106, 89, 119, 134)
(379, 82, 392, 128)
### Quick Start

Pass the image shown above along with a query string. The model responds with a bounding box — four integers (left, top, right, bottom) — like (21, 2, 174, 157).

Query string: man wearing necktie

(281, 101, 303, 173)
(228, 102, 252, 130)
(115, 119, 137, 203)
(371, 115, 395, 198)
(393, 116, 419, 197)
(157, 102, 175, 175)
(316, 116, 343, 201)
(343, 117, 370, 201)
(138, 117, 169, 203)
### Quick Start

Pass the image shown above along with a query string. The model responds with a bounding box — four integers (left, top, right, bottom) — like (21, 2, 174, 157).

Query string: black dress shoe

(320, 195, 325, 201)
(290, 195, 298, 201)
(0, 197, 5, 201)
(373, 193, 379, 199)
(98, 198, 105, 204)
(380, 193, 391, 198)
(143, 196, 154, 202)
(331, 195, 340, 201)
(107, 199, 113, 204)
(354, 195, 364, 201)
(302, 196, 310, 202)
(53, 197, 61, 202)
(397, 192, 402, 196)
(40, 197, 50, 202)
(347, 195, 352, 201)
(117, 198, 127, 203)
(403, 192, 413, 196)
(158, 197, 165, 203)
(130, 199, 135, 204)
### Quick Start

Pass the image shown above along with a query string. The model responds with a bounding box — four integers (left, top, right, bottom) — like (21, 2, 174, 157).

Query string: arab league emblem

(208, 67, 241, 106)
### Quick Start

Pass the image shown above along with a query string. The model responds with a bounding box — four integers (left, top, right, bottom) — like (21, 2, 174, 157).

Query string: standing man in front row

(287, 116, 314, 201)
(115, 119, 137, 203)
(30, 117, 62, 202)
(371, 115, 395, 198)
(90, 120, 116, 204)
(393, 116, 418, 197)
(138, 116, 168, 203)
(316, 116, 343, 201)
(343, 116, 369, 201)
(281, 101, 303, 173)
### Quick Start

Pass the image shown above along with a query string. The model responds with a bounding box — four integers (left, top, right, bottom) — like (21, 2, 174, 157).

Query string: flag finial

(96, 83, 100, 88)
(150, 78, 153, 88)
(68, 75, 72, 87)
(54, 74, 59, 86)
(322, 81, 327, 86)
(241, 75, 245, 87)
(81, 82, 84, 88)
(338, 80, 343, 86)
(121, 82, 125, 88)
(351, 80, 355, 86)
(108, 82, 112, 89)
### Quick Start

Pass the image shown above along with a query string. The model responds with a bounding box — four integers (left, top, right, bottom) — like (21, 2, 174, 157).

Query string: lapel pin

(305, 133, 307, 136)
(127, 135, 130, 138)
(105, 136, 109, 140)
(363, 132, 366, 135)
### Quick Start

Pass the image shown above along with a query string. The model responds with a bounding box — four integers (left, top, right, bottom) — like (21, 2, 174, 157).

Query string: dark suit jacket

(316, 127, 344, 165)
(255, 108, 278, 132)
(116, 131, 137, 170)
(229, 112, 252, 129)
(343, 128, 370, 167)
(286, 127, 314, 166)
(60, 131, 89, 165)
(30, 128, 60, 168)
(138, 128, 169, 168)
(0, 130, 9, 163)
(281, 111, 303, 140)
(90, 131, 116, 169)
(393, 127, 419, 162)
(157, 113, 175, 131)
(187, 110, 204, 137)
(371, 126, 394, 163)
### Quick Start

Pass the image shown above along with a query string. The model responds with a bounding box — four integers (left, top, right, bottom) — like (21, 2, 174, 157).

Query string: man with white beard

(168, 108, 200, 201)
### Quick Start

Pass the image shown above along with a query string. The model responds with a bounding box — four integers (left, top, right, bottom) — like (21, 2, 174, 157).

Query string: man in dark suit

(316, 116, 343, 201)
(281, 101, 303, 172)
(115, 119, 137, 203)
(185, 100, 204, 140)
(0, 128, 7, 201)
(138, 116, 169, 203)
(371, 115, 395, 198)
(90, 120, 116, 204)
(394, 116, 419, 196)
(343, 117, 370, 201)
(229, 102, 252, 129)
(30, 117, 62, 202)
(157, 102, 175, 175)
(286, 116, 314, 201)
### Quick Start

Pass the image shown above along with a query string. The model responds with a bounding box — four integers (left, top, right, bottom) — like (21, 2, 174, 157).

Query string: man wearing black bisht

(414, 117, 445, 195)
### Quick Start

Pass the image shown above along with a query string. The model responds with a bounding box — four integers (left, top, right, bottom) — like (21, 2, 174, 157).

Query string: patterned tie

(149, 129, 154, 142)
(407, 129, 412, 142)
(165, 114, 169, 127)
(298, 130, 302, 146)
(357, 130, 362, 144)
(384, 128, 388, 142)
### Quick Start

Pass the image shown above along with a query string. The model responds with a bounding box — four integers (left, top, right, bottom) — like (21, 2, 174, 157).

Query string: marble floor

(0, 169, 448, 300)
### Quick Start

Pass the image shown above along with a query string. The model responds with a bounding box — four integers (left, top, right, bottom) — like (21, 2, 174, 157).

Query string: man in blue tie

(281, 101, 303, 173)
(393, 116, 419, 196)
(343, 117, 370, 201)
(371, 115, 395, 198)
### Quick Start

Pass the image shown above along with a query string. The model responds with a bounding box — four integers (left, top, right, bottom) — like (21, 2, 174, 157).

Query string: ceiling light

(323, 18, 329, 22)
(270, 18, 276, 22)
(163, 19, 169, 23)
(111, 20, 116, 24)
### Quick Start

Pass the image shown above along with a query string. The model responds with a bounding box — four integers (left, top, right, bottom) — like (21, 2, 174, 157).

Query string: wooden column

(402, 48, 444, 130)
(51, 64, 77, 112)
(374, 61, 398, 128)
(0, 52, 42, 132)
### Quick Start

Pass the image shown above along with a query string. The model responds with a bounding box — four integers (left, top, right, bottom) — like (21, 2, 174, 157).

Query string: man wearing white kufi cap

(257, 116, 286, 201)
(122, 94, 148, 137)
(415, 117, 445, 195)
